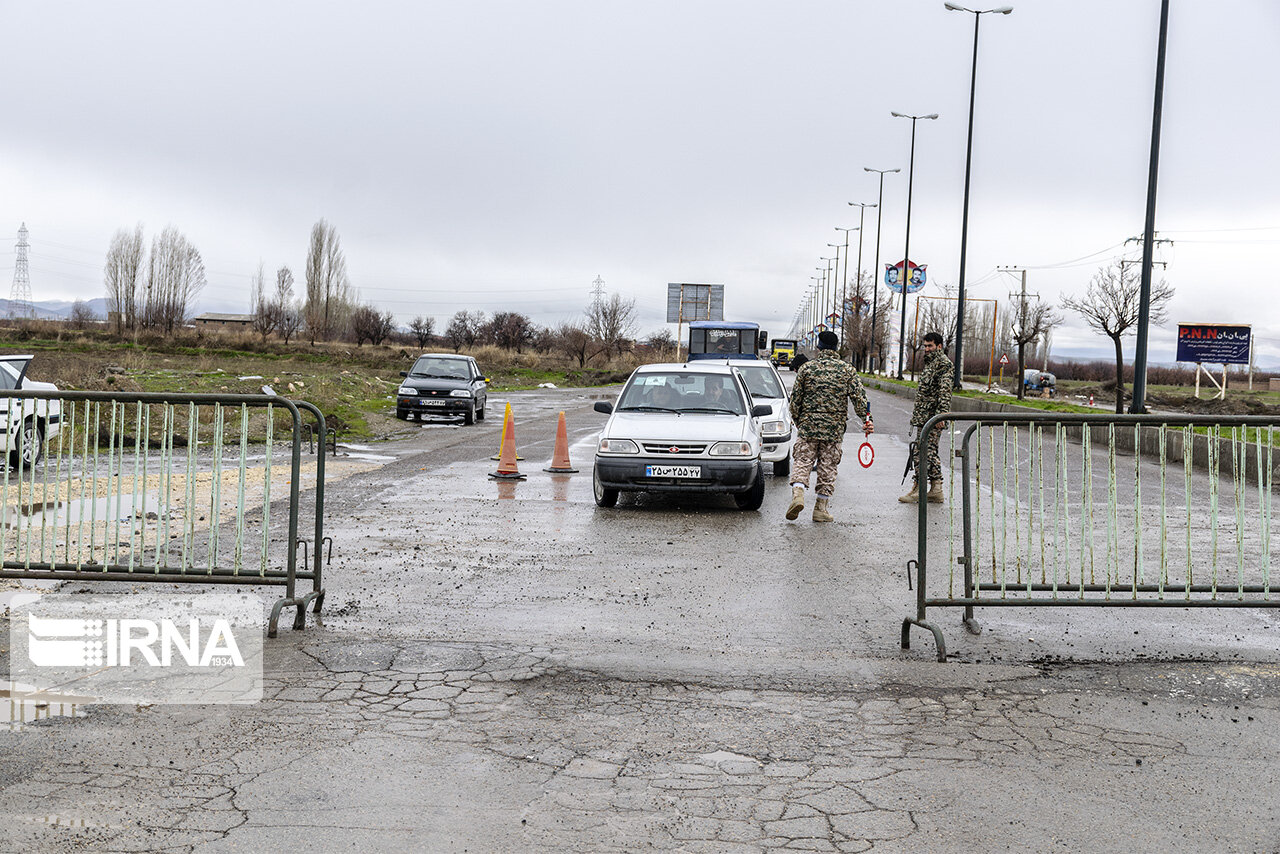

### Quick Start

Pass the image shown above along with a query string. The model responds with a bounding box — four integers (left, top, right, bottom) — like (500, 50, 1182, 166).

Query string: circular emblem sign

(857, 442, 874, 468)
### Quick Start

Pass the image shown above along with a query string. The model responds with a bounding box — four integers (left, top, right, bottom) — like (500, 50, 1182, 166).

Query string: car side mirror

(751, 404, 772, 418)
(400, 371, 408, 377)
(480, 377, 489, 383)
(593, 401, 614, 414)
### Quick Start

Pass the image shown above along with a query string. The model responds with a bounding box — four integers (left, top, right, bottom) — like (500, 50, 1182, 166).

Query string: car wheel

(734, 463, 765, 511)
(396, 409, 409, 420)
(463, 402, 475, 425)
(11, 419, 44, 469)
(476, 400, 485, 421)
(772, 454, 791, 477)
(593, 466, 618, 508)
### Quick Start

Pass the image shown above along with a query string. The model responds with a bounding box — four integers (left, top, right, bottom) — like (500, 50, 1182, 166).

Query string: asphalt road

(1, 382, 1278, 852)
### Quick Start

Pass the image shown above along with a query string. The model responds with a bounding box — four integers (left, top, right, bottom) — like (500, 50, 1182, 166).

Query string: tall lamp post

(945, 3, 1013, 390)
(1130, 0, 1170, 415)
(827, 243, 845, 341)
(819, 258, 836, 331)
(863, 168, 899, 373)
(890, 111, 938, 378)
(809, 276, 822, 344)
(843, 211, 873, 368)
(834, 226, 859, 354)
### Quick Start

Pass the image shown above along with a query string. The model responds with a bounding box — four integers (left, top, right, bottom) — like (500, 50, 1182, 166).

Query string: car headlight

(598, 438, 639, 454)
(709, 441, 753, 457)
(760, 419, 787, 436)
(397, 386, 416, 396)
(448, 389, 472, 398)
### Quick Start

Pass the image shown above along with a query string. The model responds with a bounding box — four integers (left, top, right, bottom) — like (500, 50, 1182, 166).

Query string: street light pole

(890, 111, 939, 378)
(945, 3, 1013, 390)
(1130, 0, 1170, 415)
(834, 227, 859, 355)
(827, 243, 845, 341)
(863, 168, 899, 374)
(844, 209, 874, 368)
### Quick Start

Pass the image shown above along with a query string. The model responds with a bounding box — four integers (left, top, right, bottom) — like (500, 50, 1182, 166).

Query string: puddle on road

(2, 683, 92, 731)
(4, 493, 167, 529)
(336, 443, 397, 463)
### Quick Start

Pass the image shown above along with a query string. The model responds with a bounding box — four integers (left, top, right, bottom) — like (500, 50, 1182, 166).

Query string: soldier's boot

(927, 480, 945, 503)
(785, 485, 805, 520)
(898, 482, 919, 503)
(812, 498, 833, 523)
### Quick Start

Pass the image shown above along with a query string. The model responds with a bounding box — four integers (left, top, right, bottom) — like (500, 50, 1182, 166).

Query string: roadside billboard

(666, 283, 724, 323)
(1175, 323, 1251, 365)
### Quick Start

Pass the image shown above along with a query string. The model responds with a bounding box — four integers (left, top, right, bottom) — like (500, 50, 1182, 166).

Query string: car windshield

(734, 365, 784, 399)
(616, 373, 745, 415)
(409, 358, 470, 379)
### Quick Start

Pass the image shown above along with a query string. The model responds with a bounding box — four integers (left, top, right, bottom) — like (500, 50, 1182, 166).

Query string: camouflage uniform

(788, 350, 871, 497)
(909, 348, 954, 483)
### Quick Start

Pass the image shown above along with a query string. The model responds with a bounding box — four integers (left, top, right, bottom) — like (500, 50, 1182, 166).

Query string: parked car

(0, 355, 62, 467)
(396, 354, 489, 424)
(591, 362, 772, 510)
(706, 358, 793, 476)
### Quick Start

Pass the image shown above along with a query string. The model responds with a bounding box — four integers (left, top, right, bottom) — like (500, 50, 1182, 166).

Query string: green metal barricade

(0, 390, 329, 637)
(903, 412, 1277, 661)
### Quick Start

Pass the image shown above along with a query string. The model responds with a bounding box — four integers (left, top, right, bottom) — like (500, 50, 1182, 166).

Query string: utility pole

(998, 265, 1039, 398)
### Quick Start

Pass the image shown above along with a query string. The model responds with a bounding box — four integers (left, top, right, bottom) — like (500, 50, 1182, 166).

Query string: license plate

(645, 465, 701, 478)
(418, 400, 446, 406)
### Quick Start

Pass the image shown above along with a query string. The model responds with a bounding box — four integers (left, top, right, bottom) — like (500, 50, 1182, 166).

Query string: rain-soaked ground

(1, 385, 1278, 852)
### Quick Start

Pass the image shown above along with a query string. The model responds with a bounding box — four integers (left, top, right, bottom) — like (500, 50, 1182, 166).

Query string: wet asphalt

(1, 383, 1278, 852)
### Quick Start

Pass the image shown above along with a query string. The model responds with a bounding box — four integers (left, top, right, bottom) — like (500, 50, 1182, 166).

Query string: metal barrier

(902, 412, 1278, 661)
(0, 390, 330, 637)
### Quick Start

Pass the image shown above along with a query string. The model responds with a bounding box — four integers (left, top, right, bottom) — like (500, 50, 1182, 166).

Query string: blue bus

(686, 321, 765, 360)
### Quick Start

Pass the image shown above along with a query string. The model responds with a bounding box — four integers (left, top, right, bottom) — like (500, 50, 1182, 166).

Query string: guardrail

(902, 412, 1277, 661)
(0, 389, 329, 637)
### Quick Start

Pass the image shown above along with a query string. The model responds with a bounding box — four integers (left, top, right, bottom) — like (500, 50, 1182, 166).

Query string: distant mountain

(0, 297, 111, 320)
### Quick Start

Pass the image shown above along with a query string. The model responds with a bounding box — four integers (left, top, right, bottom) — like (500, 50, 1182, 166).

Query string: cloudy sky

(2, 1, 1278, 367)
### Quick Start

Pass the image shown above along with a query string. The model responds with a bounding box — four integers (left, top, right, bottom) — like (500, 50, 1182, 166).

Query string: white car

(0, 355, 62, 468)
(705, 358, 793, 476)
(591, 362, 772, 510)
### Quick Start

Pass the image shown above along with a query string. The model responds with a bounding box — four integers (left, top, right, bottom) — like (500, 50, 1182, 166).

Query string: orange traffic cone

(490, 406, 527, 480)
(544, 411, 578, 473)
(491, 403, 523, 461)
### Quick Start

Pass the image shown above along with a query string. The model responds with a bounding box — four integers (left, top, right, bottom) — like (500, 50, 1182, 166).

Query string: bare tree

(278, 304, 303, 345)
(1061, 262, 1174, 413)
(408, 316, 435, 348)
(69, 299, 99, 329)
(487, 311, 532, 352)
(250, 262, 274, 341)
(104, 225, 145, 334)
(350, 304, 396, 346)
(554, 320, 592, 367)
(144, 226, 206, 334)
(304, 219, 353, 343)
(444, 310, 484, 351)
(585, 293, 638, 358)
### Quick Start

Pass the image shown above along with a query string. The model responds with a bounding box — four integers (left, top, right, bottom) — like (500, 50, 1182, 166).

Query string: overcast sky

(2, 1, 1278, 367)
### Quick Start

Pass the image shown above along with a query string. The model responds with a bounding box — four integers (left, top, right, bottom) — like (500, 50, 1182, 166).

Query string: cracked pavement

(2, 387, 1279, 852)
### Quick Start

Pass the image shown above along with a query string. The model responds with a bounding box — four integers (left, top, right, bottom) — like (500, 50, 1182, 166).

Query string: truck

(1023, 368, 1057, 397)
(686, 321, 766, 360)
(769, 339, 798, 369)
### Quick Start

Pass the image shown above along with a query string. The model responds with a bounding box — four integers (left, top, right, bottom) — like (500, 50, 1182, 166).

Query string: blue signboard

(1175, 324, 1251, 365)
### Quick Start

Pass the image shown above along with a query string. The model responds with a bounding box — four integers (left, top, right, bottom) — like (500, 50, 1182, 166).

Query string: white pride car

(591, 362, 772, 510)
(0, 355, 62, 468)
(704, 358, 794, 477)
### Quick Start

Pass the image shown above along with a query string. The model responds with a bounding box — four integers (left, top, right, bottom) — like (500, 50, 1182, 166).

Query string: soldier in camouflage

(785, 330, 873, 523)
(900, 330, 953, 504)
